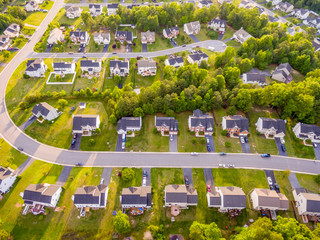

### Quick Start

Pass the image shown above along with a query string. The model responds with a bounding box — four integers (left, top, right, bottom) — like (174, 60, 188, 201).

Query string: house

(239, 0, 251, 8)
(207, 190, 222, 208)
(89, 4, 102, 17)
(93, 32, 110, 45)
(155, 116, 178, 135)
(72, 115, 100, 136)
(47, 28, 65, 45)
(80, 59, 102, 75)
(272, 63, 293, 83)
(65, 6, 82, 19)
(287, 27, 296, 36)
(268, 15, 279, 23)
(251, 188, 289, 211)
(0, 166, 17, 194)
(53, 62, 76, 74)
(207, 18, 226, 34)
(137, 59, 157, 76)
(163, 27, 179, 39)
(72, 184, 108, 210)
(79, 102, 86, 109)
(184, 21, 201, 35)
(255, 6, 265, 15)
(20, 184, 62, 208)
(115, 31, 133, 44)
(165, 185, 198, 208)
(256, 118, 286, 138)
(197, 0, 213, 8)
(303, 17, 320, 28)
(25, 0, 39, 12)
(312, 39, 320, 52)
(276, 2, 294, 13)
(266, 0, 281, 6)
(69, 29, 89, 45)
(117, 117, 142, 134)
(0, 35, 11, 51)
(25, 59, 47, 78)
(107, 3, 118, 15)
(4, 23, 20, 38)
(222, 115, 249, 137)
(293, 122, 320, 143)
(218, 0, 233, 4)
(216, 186, 246, 212)
(233, 27, 253, 44)
(120, 186, 152, 210)
(165, 56, 184, 68)
(294, 191, 320, 216)
(188, 109, 214, 136)
(32, 102, 59, 122)
(291, 8, 310, 19)
(141, 31, 155, 44)
(109, 59, 130, 76)
(241, 73, 267, 86)
(187, 50, 209, 66)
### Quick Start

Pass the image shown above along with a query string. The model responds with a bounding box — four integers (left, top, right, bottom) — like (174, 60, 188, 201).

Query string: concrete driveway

(223, 37, 233, 43)
(45, 45, 53, 52)
(189, 34, 200, 43)
(313, 143, 320, 160)
(103, 44, 109, 53)
(116, 134, 125, 152)
(14, 157, 35, 176)
(264, 170, 280, 193)
(56, 166, 73, 185)
(142, 168, 151, 186)
(19, 115, 37, 131)
(127, 44, 132, 52)
(170, 39, 179, 47)
(69, 134, 82, 151)
(217, 33, 224, 41)
(205, 135, 215, 152)
(101, 167, 112, 186)
(288, 173, 301, 189)
(142, 43, 148, 52)
(203, 168, 214, 188)
(183, 168, 194, 190)
(240, 137, 251, 153)
(169, 134, 178, 152)
(274, 137, 287, 156)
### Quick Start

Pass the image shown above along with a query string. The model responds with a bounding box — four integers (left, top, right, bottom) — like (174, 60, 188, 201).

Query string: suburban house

(187, 50, 209, 66)
(117, 117, 142, 135)
(109, 59, 130, 76)
(137, 59, 157, 76)
(80, 59, 102, 75)
(53, 62, 76, 74)
(20, 184, 62, 208)
(239, 0, 252, 8)
(276, 2, 294, 13)
(89, 4, 102, 17)
(163, 27, 179, 39)
(165, 56, 184, 68)
(25, 59, 47, 78)
(69, 29, 89, 45)
(72, 184, 108, 213)
(141, 31, 155, 44)
(120, 186, 152, 210)
(32, 102, 59, 122)
(0, 166, 17, 194)
(216, 186, 246, 212)
(25, 0, 39, 12)
(107, 3, 118, 15)
(0, 35, 11, 51)
(255, 6, 265, 15)
(65, 6, 82, 19)
(207, 18, 226, 34)
(93, 32, 110, 45)
(222, 115, 249, 137)
(72, 114, 100, 136)
(313, 39, 320, 52)
(272, 63, 293, 83)
(303, 17, 320, 28)
(294, 191, 320, 216)
(155, 116, 178, 135)
(115, 31, 133, 44)
(184, 21, 201, 35)
(251, 188, 289, 211)
(197, 0, 213, 8)
(47, 28, 65, 45)
(188, 109, 214, 136)
(291, 8, 310, 19)
(255, 118, 286, 138)
(266, 0, 281, 6)
(241, 73, 267, 86)
(165, 185, 198, 208)
(4, 23, 20, 38)
(207, 190, 222, 208)
(293, 122, 320, 143)
(233, 27, 253, 44)
(218, 0, 233, 4)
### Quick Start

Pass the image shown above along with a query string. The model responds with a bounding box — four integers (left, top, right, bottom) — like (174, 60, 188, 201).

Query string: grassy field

(175, 31, 193, 46)
(296, 173, 320, 194)
(226, 39, 241, 47)
(48, 73, 74, 83)
(196, 24, 219, 42)
(0, 139, 28, 170)
(147, 33, 173, 52)
(24, 12, 48, 26)
(126, 115, 169, 152)
(40, 0, 54, 10)
(87, 37, 104, 52)
(222, 25, 236, 40)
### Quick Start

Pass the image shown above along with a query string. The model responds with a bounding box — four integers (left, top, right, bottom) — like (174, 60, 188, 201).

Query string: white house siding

(0, 175, 17, 194)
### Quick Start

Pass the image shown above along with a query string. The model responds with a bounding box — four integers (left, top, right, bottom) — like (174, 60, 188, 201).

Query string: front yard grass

(148, 33, 173, 52)
(40, 0, 54, 10)
(86, 37, 104, 52)
(0, 139, 28, 170)
(175, 31, 193, 46)
(126, 115, 169, 152)
(226, 39, 241, 47)
(296, 173, 320, 194)
(23, 11, 48, 26)
(222, 25, 236, 40)
(196, 24, 219, 42)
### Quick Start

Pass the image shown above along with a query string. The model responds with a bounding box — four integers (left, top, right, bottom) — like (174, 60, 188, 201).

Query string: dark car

(18, 147, 24, 151)
(244, 137, 249, 143)
(261, 153, 271, 157)
(143, 170, 148, 177)
(219, 152, 226, 156)
(182, 44, 186, 47)
(185, 176, 189, 187)
(281, 144, 286, 152)
(71, 139, 76, 146)
(76, 162, 83, 166)
(207, 145, 211, 152)
(112, 52, 117, 54)
(270, 185, 275, 190)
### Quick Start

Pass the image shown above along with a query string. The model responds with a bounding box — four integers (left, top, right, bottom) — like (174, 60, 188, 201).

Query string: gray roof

(73, 115, 98, 131)
(53, 62, 72, 69)
(188, 50, 209, 62)
(166, 192, 187, 203)
(269, 15, 277, 22)
(165, 185, 198, 204)
(69, 29, 87, 39)
(155, 117, 178, 131)
(260, 118, 286, 134)
(23, 184, 60, 204)
(208, 18, 226, 26)
(32, 102, 53, 117)
(107, 3, 118, 8)
(307, 200, 320, 213)
(115, 31, 133, 41)
(277, 63, 292, 73)
(164, 27, 179, 36)
(312, 40, 320, 51)
(26, 59, 43, 72)
(299, 123, 320, 138)
(0, 166, 13, 183)
(209, 194, 221, 206)
(243, 73, 266, 84)
(109, 60, 129, 70)
(80, 60, 100, 68)
(121, 186, 152, 207)
(167, 56, 184, 66)
(117, 117, 141, 132)
(189, 109, 214, 132)
(219, 186, 246, 208)
(89, 4, 101, 9)
(73, 184, 107, 205)
(225, 115, 249, 132)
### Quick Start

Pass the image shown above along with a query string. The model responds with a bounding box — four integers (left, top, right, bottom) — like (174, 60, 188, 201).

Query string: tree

(89, 139, 95, 145)
(113, 211, 131, 234)
(58, 99, 68, 108)
(116, 41, 121, 48)
(109, 114, 117, 125)
(2, 50, 10, 59)
(227, 106, 237, 115)
(225, 141, 231, 147)
(0, 229, 10, 240)
(283, 169, 291, 178)
(189, 221, 222, 240)
(148, 224, 165, 240)
(122, 168, 135, 182)
(133, 107, 144, 117)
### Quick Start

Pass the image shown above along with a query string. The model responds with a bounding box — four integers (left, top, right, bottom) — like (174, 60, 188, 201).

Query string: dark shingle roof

(115, 31, 133, 41)
(53, 62, 72, 69)
(189, 109, 214, 132)
(117, 117, 141, 132)
(109, 60, 129, 69)
(121, 186, 152, 207)
(73, 115, 98, 131)
(167, 57, 183, 66)
(225, 115, 249, 132)
(23, 184, 60, 204)
(188, 50, 209, 62)
(299, 123, 320, 136)
(260, 118, 286, 134)
(306, 200, 320, 213)
(166, 192, 187, 203)
(73, 184, 107, 205)
(155, 117, 178, 131)
(32, 102, 52, 117)
(69, 29, 87, 39)
(80, 60, 100, 68)
(89, 4, 101, 9)
(243, 73, 266, 84)
(26, 59, 43, 72)
(107, 3, 118, 8)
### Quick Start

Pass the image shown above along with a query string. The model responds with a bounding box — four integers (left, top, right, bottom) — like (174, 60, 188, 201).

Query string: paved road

(56, 166, 73, 185)
(275, 137, 287, 156)
(13, 157, 35, 176)
(101, 167, 112, 186)
(169, 134, 178, 152)
(312, 143, 320, 160)
(103, 44, 109, 53)
(205, 135, 215, 153)
(19, 116, 36, 131)
(183, 168, 193, 189)
(142, 168, 151, 186)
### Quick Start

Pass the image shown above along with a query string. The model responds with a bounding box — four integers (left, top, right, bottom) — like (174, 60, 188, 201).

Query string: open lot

(296, 173, 320, 194)
(147, 33, 173, 52)
(0, 139, 28, 170)
(24, 11, 48, 26)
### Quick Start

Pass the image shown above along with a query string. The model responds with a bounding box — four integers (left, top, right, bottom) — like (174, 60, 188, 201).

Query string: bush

(122, 168, 135, 182)
(221, 130, 228, 136)
(192, 138, 197, 144)
(126, 141, 132, 148)
(94, 128, 101, 135)
(89, 139, 95, 145)
(227, 106, 237, 116)
(225, 141, 232, 148)
(23, 73, 30, 79)
(153, 127, 158, 134)
(116, 41, 121, 48)
(201, 138, 206, 144)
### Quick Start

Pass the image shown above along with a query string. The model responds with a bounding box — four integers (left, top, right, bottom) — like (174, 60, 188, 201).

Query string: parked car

(280, 138, 285, 144)
(182, 44, 186, 47)
(206, 138, 210, 144)
(219, 152, 226, 156)
(191, 152, 198, 156)
(170, 134, 173, 142)
(71, 139, 76, 146)
(73, 133, 77, 139)
(281, 144, 286, 152)
(185, 176, 189, 187)
(142, 177, 147, 186)
(261, 153, 271, 158)
(112, 52, 117, 54)
(100, 178, 104, 184)
(228, 164, 235, 168)
(122, 142, 125, 149)
(68, 52, 73, 54)
(207, 184, 211, 192)
(76, 162, 83, 166)
(244, 137, 248, 143)
(270, 185, 275, 190)
(207, 145, 211, 152)
(143, 170, 148, 177)
(240, 137, 245, 144)
(122, 134, 126, 142)
(274, 183, 279, 191)
(313, 143, 317, 148)
(267, 177, 273, 185)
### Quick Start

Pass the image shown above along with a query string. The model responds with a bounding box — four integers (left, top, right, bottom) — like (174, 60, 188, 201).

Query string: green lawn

(40, 0, 54, 10)
(148, 33, 173, 52)
(21, 26, 36, 36)
(132, 31, 142, 53)
(196, 24, 219, 42)
(48, 73, 74, 83)
(175, 31, 193, 46)
(222, 25, 236, 41)
(24, 11, 48, 26)
(226, 39, 241, 47)
(121, 168, 142, 188)
(126, 115, 169, 152)
(296, 173, 320, 194)
(0, 139, 28, 170)
(55, 8, 82, 27)
(86, 36, 104, 52)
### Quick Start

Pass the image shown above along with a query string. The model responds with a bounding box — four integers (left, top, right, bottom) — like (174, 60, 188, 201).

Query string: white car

(170, 134, 173, 142)
(228, 164, 235, 168)
(240, 137, 245, 144)
(280, 138, 285, 144)
(142, 176, 147, 186)
(206, 138, 210, 144)
(218, 164, 226, 168)
(267, 177, 273, 185)
(191, 152, 199, 156)
(313, 143, 318, 148)
(122, 142, 125, 149)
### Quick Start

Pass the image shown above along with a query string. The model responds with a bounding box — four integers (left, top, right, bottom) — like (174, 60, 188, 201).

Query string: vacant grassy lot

(148, 33, 173, 52)
(222, 25, 236, 40)
(87, 37, 104, 52)
(296, 173, 320, 194)
(24, 12, 48, 26)
(0, 139, 28, 170)
(196, 24, 219, 42)
(175, 31, 193, 46)
(40, 0, 54, 10)
(126, 115, 169, 152)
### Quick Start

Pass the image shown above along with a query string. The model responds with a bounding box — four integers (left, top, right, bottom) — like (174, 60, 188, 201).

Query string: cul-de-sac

(0, 0, 319, 238)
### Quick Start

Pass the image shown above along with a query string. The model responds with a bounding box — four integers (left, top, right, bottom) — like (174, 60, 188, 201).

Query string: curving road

(0, 0, 318, 174)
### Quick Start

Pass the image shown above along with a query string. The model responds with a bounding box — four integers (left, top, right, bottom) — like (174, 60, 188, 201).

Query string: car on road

(112, 52, 117, 54)
(208, 46, 215, 51)
(18, 147, 23, 151)
(228, 164, 235, 168)
(170, 134, 173, 142)
(313, 143, 317, 148)
(207, 184, 211, 192)
(68, 52, 73, 54)
(143, 170, 148, 177)
(191, 152, 198, 156)
(185, 176, 189, 187)
(218, 163, 226, 168)
(281, 144, 286, 152)
(82, 55, 87, 58)
(219, 152, 226, 156)
(122, 142, 125, 150)
(73, 133, 77, 139)
(240, 137, 245, 144)
(261, 153, 271, 157)
(76, 162, 83, 166)
(267, 177, 273, 185)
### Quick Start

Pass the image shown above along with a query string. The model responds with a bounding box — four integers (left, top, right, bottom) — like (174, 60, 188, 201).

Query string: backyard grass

(292, 69, 305, 82)
(24, 11, 48, 26)
(48, 73, 74, 83)
(55, 8, 82, 27)
(126, 115, 169, 152)
(296, 173, 320, 194)
(40, 0, 54, 10)
(222, 25, 236, 40)
(21, 26, 36, 36)
(148, 33, 173, 52)
(0, 139, 28, 170)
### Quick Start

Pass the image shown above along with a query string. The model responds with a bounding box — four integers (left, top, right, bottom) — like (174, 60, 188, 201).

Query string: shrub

(122, 168, 135, 182)
(89, 139, 95, 145)
(227, 106, 237, 116)
(153, 127, 158, 134)
(23, 73, 30, 79)
(192, 138, 197, 144)
(315, 174, 320, 185)
(225, 141, 231, 148)
(116, 41, 121, 48)
(221, 130, 227, 136)
(201, 138, 206, 144)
